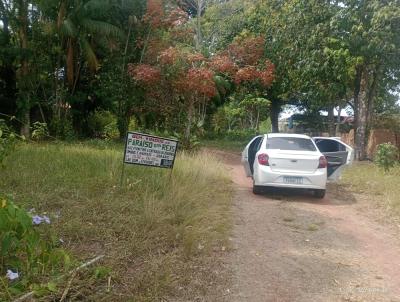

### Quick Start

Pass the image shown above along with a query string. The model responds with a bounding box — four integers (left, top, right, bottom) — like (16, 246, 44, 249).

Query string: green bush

(0, 196, 71, 300)
(210, 129, 256, 141)
(31, 122, 49, 141)
(259, 118, 272, 133)
(226, 129, 256, 140)
(49, 116, 75, 140)
(127, 117, 137, 131)
(374, 143, 399, 172)
(87, 110, 119, 140)
(0, 119, 17, 166)
(103, 121, 119, 140)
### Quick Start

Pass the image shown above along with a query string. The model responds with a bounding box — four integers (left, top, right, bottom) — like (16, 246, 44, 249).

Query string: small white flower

(6, 270, 19, 281)
(43, 215, 51, 224)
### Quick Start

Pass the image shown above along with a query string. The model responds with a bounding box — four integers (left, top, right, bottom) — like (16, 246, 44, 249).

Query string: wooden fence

(341, 129, 400, 159)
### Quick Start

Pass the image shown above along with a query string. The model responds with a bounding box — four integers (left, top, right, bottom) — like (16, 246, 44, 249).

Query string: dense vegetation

(1, 0, 399, 156)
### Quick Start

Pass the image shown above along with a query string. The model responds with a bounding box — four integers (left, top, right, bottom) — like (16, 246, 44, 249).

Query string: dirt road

(215, 150, 400, 302)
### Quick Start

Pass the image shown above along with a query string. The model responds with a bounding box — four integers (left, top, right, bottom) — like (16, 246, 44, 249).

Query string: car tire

(314, 189, 326, 199)
(253, 185, 263, 195)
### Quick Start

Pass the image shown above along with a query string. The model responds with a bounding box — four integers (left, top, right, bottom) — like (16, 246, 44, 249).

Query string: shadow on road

(254, 184, 357, 206)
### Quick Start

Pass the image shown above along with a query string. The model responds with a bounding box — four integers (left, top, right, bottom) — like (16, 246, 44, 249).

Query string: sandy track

(213, 149, 400, 302)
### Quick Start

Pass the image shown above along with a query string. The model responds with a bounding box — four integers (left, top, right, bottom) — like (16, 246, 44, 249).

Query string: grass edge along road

(0, 142, 232, 301)
(340, 162, 400, 219)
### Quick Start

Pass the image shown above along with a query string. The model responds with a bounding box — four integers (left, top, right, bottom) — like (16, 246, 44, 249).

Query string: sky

(279, 105, 352, 120)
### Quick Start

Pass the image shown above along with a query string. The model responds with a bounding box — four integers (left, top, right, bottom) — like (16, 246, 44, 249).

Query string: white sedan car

(242, 133, 353, 198)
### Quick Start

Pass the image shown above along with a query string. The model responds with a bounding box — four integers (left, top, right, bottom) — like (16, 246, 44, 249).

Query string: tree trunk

(248, 112, 254, 129)
(0, 2, 17, 116)
(355, 67, 369, 161)
(195, 0, 202, 50)
(17, 0, 30, 138)
(21, 111, 30, 137)
(335, 106, 342, 136)
(353, 66, 362, 144)
(117, 20, 134, 140)
(117, 115, 129, 140)
(255, 109, 260, 133)
(57, 1, 66, 30)
(270, 98, 280, 133)
(328, 105, 335, 136)
(185, 100, 195, 143)
(366, 66, 379, 129)
(66, 39, 75, 89)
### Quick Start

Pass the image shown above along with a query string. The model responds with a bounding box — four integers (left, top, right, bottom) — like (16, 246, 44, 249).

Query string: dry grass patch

(0, 142, 232, 301)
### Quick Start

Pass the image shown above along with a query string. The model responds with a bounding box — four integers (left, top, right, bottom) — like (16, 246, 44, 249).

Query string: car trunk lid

(267, 150, 320, 173)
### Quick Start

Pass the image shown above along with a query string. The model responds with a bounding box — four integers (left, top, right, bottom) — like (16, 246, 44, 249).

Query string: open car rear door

(242, 135, 263, 177)
(313, 137, 354, 181)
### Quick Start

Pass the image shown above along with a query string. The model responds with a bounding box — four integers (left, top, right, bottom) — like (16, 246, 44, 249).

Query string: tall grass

(0, 142, 232, 301)
(341, 162, 400, 216)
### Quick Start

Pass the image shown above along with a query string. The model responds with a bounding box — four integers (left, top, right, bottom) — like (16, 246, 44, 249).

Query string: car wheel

(314, 189, 326, 199)
(253, 184, 263, 195)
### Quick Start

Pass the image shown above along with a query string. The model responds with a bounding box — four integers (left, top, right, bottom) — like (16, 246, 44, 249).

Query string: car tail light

(318, 156, 328, 168)
(258, 153, 269, 166)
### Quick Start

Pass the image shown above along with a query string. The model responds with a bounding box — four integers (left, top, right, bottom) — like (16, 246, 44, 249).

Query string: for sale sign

(123, 132, 178, 169)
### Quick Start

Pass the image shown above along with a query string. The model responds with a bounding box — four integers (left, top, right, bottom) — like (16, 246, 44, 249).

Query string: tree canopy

(0, 0, 399, 156)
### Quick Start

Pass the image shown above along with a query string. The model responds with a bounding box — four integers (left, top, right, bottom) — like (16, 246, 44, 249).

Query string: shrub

(31, 122, 49, 141)
(49, 116, 75, 140)
(87, 110, 119, 140)
(0, 119, 17, 166)
(128, 117, 137, 131)
(374, 143, 399, 172)
(103, 121, 119, 140)
(0, 196, 71, 300)
(220, 129, 256, 141)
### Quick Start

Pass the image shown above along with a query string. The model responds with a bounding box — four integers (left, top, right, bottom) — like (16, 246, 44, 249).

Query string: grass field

(0, 141, 232, 301)
(341, 162, 400, 216)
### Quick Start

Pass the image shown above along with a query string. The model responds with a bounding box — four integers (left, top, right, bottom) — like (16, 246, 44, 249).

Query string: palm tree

(56, 0, 123, 93)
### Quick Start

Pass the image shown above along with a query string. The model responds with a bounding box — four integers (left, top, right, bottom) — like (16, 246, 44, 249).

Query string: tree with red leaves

(129, 44, 217, 144)
(208, 36, 276, 132)
(127, 64, 161, 86)
(228, 36, 265, 66)
(209, 36, 275, 90)
(131, 2, 276, 143)
(210, 55, 237, 76)
(228, 36, 275, 89)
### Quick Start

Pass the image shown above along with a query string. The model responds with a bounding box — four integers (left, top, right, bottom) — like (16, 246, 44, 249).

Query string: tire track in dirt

(212, 149, 400, 302)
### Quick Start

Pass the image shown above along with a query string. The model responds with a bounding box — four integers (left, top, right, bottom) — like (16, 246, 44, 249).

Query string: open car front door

(242, 135, 263, 177)
(313, 137, 354, 181)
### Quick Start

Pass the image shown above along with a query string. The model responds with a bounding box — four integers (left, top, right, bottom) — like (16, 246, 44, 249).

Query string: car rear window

(266, 137, 316, 151)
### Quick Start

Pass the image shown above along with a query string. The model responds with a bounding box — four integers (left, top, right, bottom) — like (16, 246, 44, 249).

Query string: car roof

(264, 133, 312, 139)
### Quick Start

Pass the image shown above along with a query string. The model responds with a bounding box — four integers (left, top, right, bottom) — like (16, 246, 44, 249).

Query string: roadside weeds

(0, 143, 233, 301)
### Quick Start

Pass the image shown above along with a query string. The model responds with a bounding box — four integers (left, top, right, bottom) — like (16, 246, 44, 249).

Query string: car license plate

(283, 176, 303, 184)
